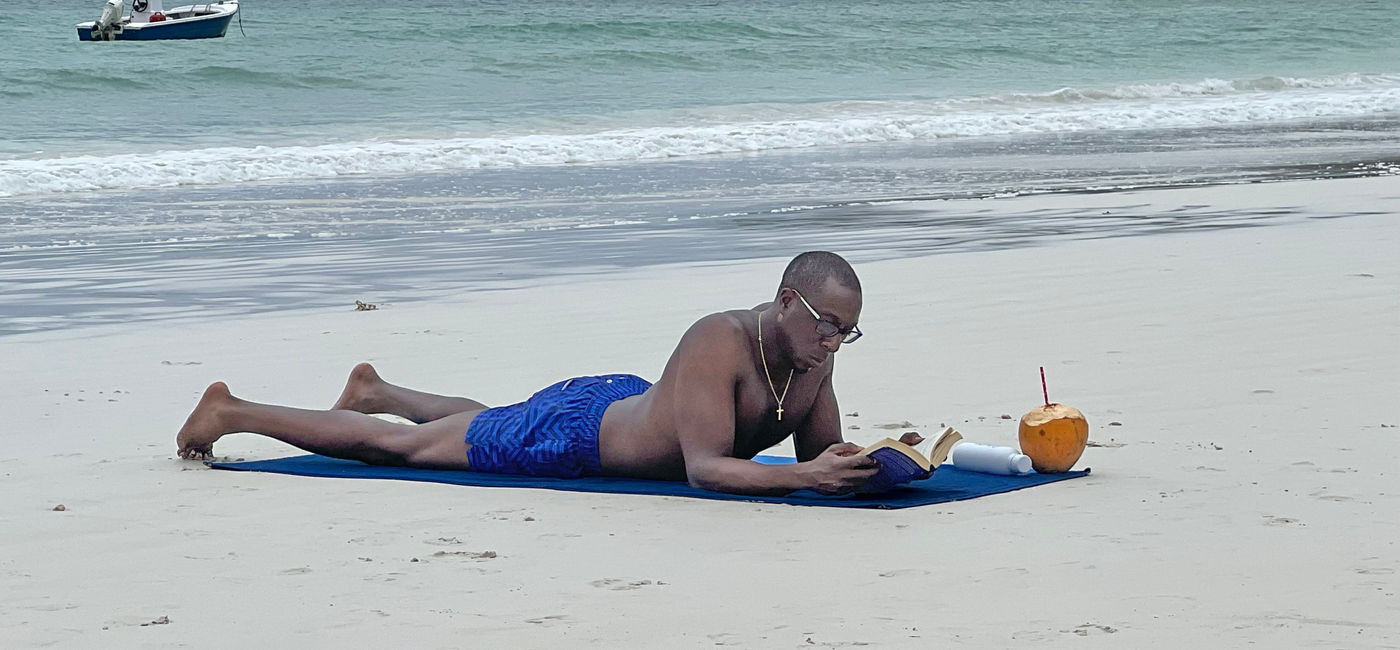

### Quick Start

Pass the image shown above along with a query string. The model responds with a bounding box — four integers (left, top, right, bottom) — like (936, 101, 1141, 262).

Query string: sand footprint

(1355, 567, 1394, 576)
(877, 568, 931, 578)
(525, 614, 570, 625)
(590, 578, 661, 590)
(431, 550, 498, 560)
(101, 615, 171, 630)
(1064, 623, 1118, 636)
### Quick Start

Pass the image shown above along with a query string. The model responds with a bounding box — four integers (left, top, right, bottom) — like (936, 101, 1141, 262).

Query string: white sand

(2, 176, 1397, 647)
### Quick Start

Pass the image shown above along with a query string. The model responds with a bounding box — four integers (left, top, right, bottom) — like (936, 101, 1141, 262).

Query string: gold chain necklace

(757, 310, 794, 421)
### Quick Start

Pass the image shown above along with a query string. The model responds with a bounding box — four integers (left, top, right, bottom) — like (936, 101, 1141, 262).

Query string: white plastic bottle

(949, 442, 1034, 475)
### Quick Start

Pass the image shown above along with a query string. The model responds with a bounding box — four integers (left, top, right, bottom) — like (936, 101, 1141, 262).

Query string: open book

(855, 427, 963, 493)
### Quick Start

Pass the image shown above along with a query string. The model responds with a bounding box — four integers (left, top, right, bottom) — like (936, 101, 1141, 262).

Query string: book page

(928, 428, 964, 466)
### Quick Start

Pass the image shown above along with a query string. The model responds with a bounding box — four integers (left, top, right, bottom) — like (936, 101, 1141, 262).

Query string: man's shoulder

(683, 310, 751, 345)
(674, 310, 758, 367)
(655, 311, 752, 389)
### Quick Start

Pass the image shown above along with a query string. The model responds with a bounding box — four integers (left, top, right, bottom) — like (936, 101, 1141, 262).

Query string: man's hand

(803, 442, 880, 495)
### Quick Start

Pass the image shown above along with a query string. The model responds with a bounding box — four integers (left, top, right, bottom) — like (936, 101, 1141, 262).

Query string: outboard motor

(91, 0, 124, 40)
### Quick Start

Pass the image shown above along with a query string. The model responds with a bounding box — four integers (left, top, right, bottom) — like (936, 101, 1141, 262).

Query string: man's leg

(177, 382, 479, 469)
(332, 362, 487, 424)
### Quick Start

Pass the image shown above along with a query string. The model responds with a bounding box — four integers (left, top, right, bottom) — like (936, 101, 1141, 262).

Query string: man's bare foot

(176, 382, 237, 460)
(331, 362, 385, 414)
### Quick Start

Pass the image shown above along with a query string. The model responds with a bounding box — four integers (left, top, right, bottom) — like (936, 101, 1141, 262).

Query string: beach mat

(208, 454, 1089, 509)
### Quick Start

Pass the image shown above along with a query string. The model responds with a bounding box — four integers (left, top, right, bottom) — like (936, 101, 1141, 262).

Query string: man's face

(782, 277, 862, 373)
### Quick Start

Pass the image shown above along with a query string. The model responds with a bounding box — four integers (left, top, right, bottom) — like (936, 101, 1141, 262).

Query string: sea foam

(2, 73, 1397, 198)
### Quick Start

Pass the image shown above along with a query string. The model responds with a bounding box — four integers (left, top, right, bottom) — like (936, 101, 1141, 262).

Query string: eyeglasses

(790, 288, 862, 344)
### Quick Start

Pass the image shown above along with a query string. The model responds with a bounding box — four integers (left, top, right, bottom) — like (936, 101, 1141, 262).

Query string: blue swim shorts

(465, 374, 652, 478)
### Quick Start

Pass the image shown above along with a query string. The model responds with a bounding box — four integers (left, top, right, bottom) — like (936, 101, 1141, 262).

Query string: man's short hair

(780, 251, 861, 297)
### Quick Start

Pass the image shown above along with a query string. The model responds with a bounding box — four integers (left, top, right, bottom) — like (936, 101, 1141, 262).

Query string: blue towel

(208, 454, 1089, 509)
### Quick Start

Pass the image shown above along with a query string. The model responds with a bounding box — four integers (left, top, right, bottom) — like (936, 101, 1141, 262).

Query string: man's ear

(774, 289, 793, 317)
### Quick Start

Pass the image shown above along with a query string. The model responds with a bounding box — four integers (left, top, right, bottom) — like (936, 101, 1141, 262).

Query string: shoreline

(2, 173, 1397, 646)
(4, 172, 1399, 338)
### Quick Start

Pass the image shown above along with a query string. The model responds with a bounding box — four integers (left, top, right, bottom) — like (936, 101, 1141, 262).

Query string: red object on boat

(150, 12, 166, 21)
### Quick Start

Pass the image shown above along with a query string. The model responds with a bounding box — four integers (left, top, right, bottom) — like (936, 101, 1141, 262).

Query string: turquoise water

(5, 0, 1399, 172)
(2, 0, 1399, 333)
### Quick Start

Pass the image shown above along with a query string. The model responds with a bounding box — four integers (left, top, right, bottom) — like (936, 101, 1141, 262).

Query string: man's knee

(350, 437, 413, 466)
(347, 428, 432, 466)
(398, 429, 471, 470)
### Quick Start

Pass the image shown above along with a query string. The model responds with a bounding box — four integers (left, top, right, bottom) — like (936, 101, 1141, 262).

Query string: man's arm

(793, 365, 843, 462)
(673, 316, 876, 496)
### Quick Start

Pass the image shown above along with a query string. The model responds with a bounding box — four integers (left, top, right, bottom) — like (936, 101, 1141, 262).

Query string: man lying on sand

(177, 250, 921, 495)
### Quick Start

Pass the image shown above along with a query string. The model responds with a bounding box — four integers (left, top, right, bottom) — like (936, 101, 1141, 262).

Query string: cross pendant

(776, 407, 783, 421)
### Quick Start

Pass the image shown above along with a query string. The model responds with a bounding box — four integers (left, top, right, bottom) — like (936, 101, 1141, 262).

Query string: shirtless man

(176, 251, 921, 496)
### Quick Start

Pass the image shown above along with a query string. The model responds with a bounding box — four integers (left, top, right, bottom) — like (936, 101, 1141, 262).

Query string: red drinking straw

(1040, 366, 1049, 406)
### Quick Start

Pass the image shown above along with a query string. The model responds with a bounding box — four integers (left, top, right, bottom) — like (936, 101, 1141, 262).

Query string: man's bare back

(176, 251, 909, 495)
(600, 306, 837, 478)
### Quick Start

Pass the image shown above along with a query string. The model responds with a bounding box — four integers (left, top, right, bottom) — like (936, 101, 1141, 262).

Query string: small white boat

(78, 0, 239, 41)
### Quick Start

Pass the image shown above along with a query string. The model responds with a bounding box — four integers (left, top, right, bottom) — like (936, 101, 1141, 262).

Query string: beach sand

(2, 175, 1397, 647)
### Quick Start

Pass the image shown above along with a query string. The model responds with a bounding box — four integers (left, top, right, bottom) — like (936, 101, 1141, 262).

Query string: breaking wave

(3, 72, 1398, 198)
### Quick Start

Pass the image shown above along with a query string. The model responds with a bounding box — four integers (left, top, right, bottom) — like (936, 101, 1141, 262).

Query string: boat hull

(78, 3, 236, 41)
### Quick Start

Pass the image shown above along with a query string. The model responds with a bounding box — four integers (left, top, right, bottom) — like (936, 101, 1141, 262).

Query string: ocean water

(3, 0, 1399, 334)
